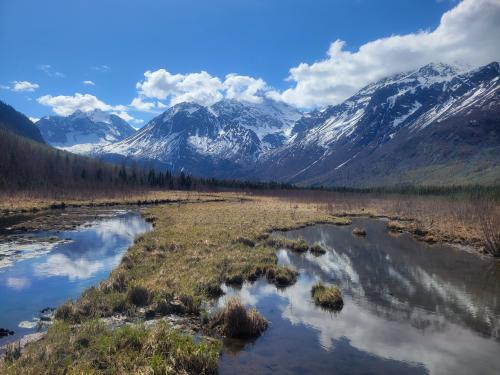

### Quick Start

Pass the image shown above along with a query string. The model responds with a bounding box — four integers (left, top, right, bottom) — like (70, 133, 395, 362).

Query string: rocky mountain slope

(99, 99, 301, 177)
(36, 109, 135, 153)
(256, 62, 500, 186)
(33, 62, 499, 186)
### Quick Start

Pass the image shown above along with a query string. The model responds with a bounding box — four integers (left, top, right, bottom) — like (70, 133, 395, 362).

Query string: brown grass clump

(352, 227, 367, 236)
(311, 283, 344, 311)
(387, 220, 406, 232)
(211, 298, 268, 339)
(309, 243, 327, 255)
(265, 266, 298, 287)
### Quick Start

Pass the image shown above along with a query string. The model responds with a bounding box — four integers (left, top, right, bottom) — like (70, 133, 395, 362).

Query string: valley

(3, 0, 500, 373)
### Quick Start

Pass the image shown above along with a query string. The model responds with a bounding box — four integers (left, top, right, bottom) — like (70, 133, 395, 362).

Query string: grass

(2, 195, 346, 373)
(211, 298, 268, 339)
(1, 320, 220, 375)
(309, 243, 327, 255)
(0, 190, 231, 216)
(352, 227, 366, 236)
(311, 283, 344, 311)
(3, 191, 498, 372)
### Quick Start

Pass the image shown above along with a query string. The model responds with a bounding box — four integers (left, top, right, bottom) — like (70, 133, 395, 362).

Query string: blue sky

(1, 0, 499, 126)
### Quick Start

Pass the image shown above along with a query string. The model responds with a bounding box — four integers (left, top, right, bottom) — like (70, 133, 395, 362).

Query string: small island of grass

(311, 283, 344, 311)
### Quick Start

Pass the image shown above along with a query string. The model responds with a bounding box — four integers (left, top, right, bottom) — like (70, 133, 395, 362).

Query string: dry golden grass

(211, 298, 268, 339)
(0, 190, 234, 215)
(2, 195, 348, 374)
(311, 283, 343, 310)
(263, 190, 499, 252)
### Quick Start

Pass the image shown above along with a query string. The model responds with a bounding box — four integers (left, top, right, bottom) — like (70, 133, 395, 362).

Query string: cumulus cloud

(37, 93, 127, 116)
(83, 80, 95, 86)
(11, 81, 40, 92)
(136, 69, 271, 106)
(130, 97, 157, 112)
(223, 74, 267, 103)
(271, 0, 500, 108)
(136, 69, 224, 106)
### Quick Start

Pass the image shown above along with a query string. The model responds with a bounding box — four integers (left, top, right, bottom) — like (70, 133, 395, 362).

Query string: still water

(218, 218, 500, 375)
(0, 209, 151, 345)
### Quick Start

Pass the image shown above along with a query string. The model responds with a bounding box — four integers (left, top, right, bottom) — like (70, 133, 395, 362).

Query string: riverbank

(1, 193, 498, 374)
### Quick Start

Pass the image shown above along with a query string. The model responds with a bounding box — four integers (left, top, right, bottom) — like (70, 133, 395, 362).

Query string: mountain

(93, 62, 499, 186)
(36, 109, 135, 153)
(256, 62, 500, 186)
(99, 99, 301, 177)
(0, 100, 45, 143)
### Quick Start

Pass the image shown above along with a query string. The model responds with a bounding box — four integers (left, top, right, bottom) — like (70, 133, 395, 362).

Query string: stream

(0, 208, 151, 345)
(217, 218, 500, 375)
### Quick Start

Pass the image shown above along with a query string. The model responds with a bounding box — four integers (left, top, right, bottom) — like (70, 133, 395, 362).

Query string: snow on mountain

(94, 62, 499, 185)
(36, 109, 135, 154)
(257, 61, 500, 186)
(99, 99, 301, 176)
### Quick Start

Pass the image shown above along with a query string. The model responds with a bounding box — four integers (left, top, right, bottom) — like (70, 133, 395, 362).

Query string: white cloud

(37, 93, 127, 116)
(130, 97, 157, 112)
(271, 0, 500, 108)
(11, 81, 40, 92)
(136, 69, 272, 106)
(38, 64, 65, 78)
(29, 117, 40, 123)
(83, 80, 95, 86)
(136, 69, 224, 106)
(223, 74, 267, 103)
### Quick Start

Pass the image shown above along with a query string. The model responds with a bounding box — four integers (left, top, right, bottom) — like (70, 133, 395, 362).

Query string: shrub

(311, 283, 343, 311)
(476, 200, 500, 257)
(387, 220, 405, 232)
(211, 298, 267, 339)
(127, 285, 150, 306)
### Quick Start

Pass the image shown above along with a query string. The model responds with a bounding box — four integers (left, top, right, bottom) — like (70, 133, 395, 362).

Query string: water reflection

(218, 218, 500, 375)
(0, 210, 151, 344)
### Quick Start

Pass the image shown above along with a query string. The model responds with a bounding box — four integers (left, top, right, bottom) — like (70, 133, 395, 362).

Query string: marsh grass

(309, 243, 327, 255)
(211, 298, 268, 339)
(311, 283, 344, 311)
(352, 227, 367, 236)
(1, 320, 219, 375)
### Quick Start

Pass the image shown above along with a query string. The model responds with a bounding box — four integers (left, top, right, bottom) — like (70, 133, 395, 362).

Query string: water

(218, 218, 500, 375)
(0, 209, 151, 345)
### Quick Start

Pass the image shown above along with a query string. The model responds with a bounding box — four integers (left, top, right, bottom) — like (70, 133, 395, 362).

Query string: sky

(1, 0, 499, 127)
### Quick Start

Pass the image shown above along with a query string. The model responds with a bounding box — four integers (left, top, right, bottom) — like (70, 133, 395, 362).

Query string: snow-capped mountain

(36, 109, 136, 153)
(99, 99, 301, 177)
(95, 62, 499, 186)
(257, 61, 500, 186)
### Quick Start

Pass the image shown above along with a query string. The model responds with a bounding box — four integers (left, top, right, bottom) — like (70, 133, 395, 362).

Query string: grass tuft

(211, 298, 268, 339)
(311, 283, 344, 311)
(309, 243, 327, 255)
(352, 227, 367, 236)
